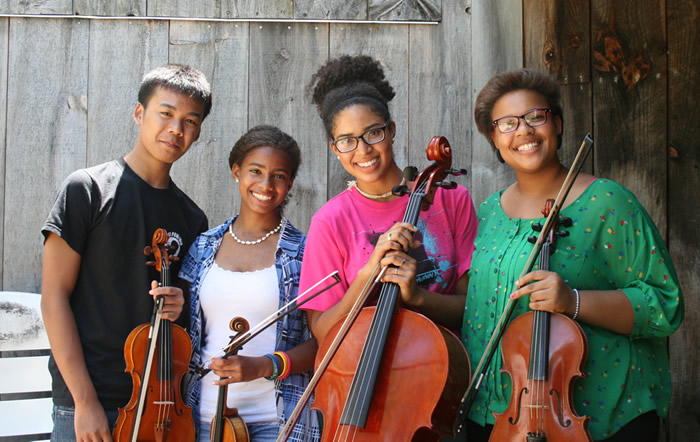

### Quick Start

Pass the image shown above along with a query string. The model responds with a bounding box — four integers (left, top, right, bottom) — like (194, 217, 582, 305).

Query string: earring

(496, 150, 505, 164)
(336, 155, 340, 160)
(235, 178, 239, 183)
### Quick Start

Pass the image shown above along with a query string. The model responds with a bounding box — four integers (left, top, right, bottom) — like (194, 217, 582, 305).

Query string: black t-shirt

(42, 158, 208, 410)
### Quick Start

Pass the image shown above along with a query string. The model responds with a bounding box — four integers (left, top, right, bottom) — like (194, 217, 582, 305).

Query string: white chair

(0, 291, 53, 441)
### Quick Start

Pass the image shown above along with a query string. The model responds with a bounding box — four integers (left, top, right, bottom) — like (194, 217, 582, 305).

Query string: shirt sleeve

(178, 235, 203, 283)
(299, 215, 348, 311)
(451, 186, 478, 278)
(599, 186, 684, 338)
(41, 170, 96, 255)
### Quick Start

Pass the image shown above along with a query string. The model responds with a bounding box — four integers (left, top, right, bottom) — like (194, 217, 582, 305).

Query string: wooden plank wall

(0, 0, 697, 440)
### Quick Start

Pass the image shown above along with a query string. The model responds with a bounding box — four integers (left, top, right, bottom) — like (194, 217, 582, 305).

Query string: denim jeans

(199, 421, 278, 442)
(51, 405, 119, 442)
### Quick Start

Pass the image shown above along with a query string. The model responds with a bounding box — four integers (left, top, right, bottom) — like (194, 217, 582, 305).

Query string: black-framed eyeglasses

(492, 108, 551, 134)
(332, 121, 391, 153)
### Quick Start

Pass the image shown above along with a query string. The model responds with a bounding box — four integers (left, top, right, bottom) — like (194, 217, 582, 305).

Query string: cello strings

(336, 179, 428, 441)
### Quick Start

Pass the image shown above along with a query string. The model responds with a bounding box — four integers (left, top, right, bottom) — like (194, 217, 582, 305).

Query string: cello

(489, 200, 591, 441)
(113, 228, 195, 442)
(284, 136, 470, 441)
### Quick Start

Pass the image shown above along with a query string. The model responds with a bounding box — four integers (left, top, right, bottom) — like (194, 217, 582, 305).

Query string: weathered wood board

(147, 0, 220, 18)
(0, 18, 7, 288)
(4, 18, 89, 292)
(0, 0, 71, 14)
(369, 0, 440, 21)
(248, 22, 329, 231)
(169, 20, 250, 227)
(667, 0, 700, 441)
(222, 0, 291, 19)
(73, 0, 145, 16)
(295, 0, 366, 20)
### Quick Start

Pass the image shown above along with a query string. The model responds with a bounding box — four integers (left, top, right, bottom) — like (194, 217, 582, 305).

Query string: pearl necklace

(347, 179, 405, 200)
(229, 217, 285, 245)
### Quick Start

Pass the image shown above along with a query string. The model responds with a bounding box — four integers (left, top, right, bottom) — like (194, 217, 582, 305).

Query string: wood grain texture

(523, 0, 593, 173)
(667, 0, 700, 440)
(408, 0, 472, 190)
(73, 0, 145, 16)
(249, 22, 329, 232)
(86, 19, 168, 166)
(369, 0, 440, 21)
(469, 0, 522, 207)
(4, 18, 89, 292)
(147, 0, 220, 18)
(524, 0, 590, 84)
(222, 0, 291, 19)
(169, 21, 250, 227)
(0, 18, 7, 289)
(329, 23, 409, 200)
(295, 0, 366, 20)
(591, 0, 667, 235)
(0, 0, 71, 14)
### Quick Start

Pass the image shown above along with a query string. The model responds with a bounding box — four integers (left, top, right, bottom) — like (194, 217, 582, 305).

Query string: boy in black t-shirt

(41, 64, 212, 441)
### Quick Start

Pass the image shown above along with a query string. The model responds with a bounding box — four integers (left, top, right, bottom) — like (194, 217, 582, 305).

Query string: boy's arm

(41, 233, 113, 441)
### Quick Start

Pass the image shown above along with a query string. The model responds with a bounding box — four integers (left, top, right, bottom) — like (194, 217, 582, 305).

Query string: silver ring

(400, 258, 406, 267)
(395, 268, 399, 275)
(388, 232, 392, 241)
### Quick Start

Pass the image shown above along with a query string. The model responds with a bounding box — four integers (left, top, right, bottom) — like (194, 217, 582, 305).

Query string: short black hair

(138, 64, 213, 120)
(228, 125, 301, 180)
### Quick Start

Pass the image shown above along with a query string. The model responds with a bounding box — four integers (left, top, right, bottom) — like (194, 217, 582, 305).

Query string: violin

(490, 200, 591, 441)
(209, 317, 250, 442)
(302, 137, 470, 441)
(113, 228, 195, 441)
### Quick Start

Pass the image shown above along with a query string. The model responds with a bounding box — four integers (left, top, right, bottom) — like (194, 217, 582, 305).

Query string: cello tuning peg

(392, 185, 410, 196)
(556, 231, 570, 238)
(527, 235, 538, 244)
(435, 180, 457, 189)
(532, 223, 543, 232)
(403, 166, 418, 182)
(445, 168, 467, 176)
(559, 217, 573, 227)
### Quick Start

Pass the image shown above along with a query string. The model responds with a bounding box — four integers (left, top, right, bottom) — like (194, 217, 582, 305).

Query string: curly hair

(307, 55, 395, 139)
(474, 68, 563, 151)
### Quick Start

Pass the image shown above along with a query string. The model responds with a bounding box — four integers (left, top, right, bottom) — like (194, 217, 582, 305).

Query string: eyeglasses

(332, 121, 390, 153)
(492, 108, 551, 134)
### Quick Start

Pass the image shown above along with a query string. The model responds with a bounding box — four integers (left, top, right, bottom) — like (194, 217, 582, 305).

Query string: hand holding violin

(509, 270, 577, 316)
(147, 280, 184, 321)
(207, 355, 272, 386)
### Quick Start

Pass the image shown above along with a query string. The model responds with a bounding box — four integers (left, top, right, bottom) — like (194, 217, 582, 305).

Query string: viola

(286, 136, 470, 441)
(490, 200, 591, 441)
(209, 317, 250, 442)
(113, 228, 195, 442)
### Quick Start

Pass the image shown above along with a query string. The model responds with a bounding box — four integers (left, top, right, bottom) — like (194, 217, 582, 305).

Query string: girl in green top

(460, 69, 683, 441)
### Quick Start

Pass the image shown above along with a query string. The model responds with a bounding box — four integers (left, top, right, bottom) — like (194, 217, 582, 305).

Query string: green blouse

(461, 179, 683, 440)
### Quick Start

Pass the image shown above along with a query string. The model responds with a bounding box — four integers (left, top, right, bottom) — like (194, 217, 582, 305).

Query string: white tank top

(198, 262, 278, 425)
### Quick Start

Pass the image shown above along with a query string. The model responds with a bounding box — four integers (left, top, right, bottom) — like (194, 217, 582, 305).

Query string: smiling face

(232, 146, 294, 217)
(490, 89, 562, 174)
(133, 86, 205, 166)
(330, 104, 398, 194)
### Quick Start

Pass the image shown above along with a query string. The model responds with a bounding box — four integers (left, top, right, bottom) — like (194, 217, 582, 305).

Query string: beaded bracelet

(263, 353, 279, 380)
(571, 288, 580, 320)
(274, 351, 291, 380)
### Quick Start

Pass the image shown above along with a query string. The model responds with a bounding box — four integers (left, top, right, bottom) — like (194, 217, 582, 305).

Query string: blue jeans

(199, 421, 278, 442)
(51, 405, 119, 442)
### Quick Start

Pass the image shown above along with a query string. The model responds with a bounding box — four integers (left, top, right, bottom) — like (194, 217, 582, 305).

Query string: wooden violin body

(113, 228, 195, 442)
(490, 200, 591, 442)
(314, 307, 469, 441)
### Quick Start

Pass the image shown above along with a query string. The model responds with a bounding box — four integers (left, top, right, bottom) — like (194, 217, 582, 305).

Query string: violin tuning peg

(532, 223, 543, 232)
(446, 168, 467, 176)
(392, 185, 410, 196)
(403, 166, 418, 182)
(143, 246, 152, 255)
(170, 256, 180, 262)
(527, 235, 538, 244)
(559, 217, 573, 227)
(145, 261, 156, 266)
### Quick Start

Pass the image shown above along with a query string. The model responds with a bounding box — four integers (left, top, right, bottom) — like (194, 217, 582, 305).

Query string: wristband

(263, 353, 279, 380)
(274, 351, 291, 380)
(571, 288, 580, 320)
